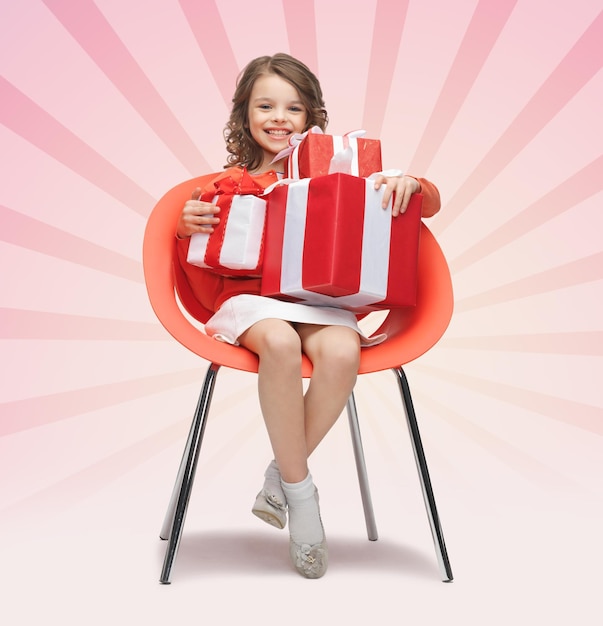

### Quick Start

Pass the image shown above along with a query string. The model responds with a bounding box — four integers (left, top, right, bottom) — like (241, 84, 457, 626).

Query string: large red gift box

(187, 169, 267, 276)
(261, 173, 422, 312)
(284, 128, 382, 179)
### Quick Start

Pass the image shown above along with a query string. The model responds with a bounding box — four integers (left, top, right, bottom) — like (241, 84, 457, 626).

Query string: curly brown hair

(224, 53, 328, 171)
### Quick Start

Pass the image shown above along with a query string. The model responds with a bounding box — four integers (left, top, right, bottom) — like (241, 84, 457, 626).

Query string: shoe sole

(252, 507, 286, 529)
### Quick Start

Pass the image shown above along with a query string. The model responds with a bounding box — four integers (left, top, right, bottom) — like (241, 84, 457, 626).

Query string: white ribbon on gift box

(273, 175, 393, 308)
(187, 194, 267, 270)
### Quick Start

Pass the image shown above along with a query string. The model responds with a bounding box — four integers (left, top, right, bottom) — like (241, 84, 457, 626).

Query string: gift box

(187, 169, 267, 276)
(261, 173, 422, 312)
(280, 127, 382, 179)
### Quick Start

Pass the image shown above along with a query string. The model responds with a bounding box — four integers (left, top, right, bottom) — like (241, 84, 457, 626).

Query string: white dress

(205, 294, 386, 347)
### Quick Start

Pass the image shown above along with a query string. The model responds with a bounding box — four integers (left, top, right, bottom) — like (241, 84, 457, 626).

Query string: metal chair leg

(159, 363, 221, 584)
(159, 401, 199, 541)
(392, 366, 453, 582)
(346, 392, 378, 541)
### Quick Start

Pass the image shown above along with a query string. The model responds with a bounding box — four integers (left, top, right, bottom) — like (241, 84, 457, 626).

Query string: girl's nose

(272, 108, 286, 122)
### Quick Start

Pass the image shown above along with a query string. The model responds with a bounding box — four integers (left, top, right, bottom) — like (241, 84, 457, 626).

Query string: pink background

(1, 1, 601, 623)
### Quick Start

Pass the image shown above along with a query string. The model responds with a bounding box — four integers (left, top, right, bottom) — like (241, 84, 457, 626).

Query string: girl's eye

(290, 106, 303, 113)
(259, 104, 271, 110)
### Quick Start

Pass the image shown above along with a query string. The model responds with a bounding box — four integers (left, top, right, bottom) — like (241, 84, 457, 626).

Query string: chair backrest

(143, 176, 453, 377)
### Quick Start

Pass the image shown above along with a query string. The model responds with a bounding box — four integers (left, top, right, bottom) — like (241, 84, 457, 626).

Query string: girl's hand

(373, 173, 421, 217)
(176, 187, 221, 238)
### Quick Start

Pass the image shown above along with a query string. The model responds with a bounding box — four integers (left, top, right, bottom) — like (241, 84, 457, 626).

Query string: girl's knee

(257, 324, 302, 362)
(333, 341, 361, 372)
(316, 331, 360, 372)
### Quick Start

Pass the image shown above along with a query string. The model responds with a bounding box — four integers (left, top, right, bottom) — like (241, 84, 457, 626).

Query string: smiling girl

(176, 53, 441, 578)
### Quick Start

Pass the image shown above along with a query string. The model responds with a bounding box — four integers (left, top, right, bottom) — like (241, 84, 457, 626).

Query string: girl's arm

(412, 176, 441, 218)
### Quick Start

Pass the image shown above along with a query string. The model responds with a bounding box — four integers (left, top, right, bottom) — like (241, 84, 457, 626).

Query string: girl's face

(247, 73, 308, 171)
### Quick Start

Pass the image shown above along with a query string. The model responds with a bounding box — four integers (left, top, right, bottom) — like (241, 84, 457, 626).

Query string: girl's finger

(373, 174, 388, 190)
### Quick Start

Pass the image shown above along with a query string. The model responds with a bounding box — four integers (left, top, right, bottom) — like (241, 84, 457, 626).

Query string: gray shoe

(288, 490, 328, 578)
(289, 538, 328, 579)
(252, 489, 287, 530)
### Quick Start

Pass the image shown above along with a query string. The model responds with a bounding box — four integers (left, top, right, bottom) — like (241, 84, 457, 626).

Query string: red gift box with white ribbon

(186, 169, 267, 276)
(261, 173, 422, 312)
(273, 127, 382, 179)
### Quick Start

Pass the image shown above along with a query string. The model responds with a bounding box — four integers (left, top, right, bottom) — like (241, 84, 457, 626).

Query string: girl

(176, 53, 441, 578)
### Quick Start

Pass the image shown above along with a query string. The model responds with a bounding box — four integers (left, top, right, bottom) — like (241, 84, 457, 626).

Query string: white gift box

(187, 194, 267, 274)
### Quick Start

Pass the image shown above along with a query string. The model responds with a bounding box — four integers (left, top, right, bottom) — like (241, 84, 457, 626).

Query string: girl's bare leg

(242, 321, 359, 578)
(238, 318, 309, 484)
(241, 321, 360, 473)
(296, 323, 360, 454)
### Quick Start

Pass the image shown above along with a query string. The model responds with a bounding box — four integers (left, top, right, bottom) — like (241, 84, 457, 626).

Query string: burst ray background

(1, 1, 602, 624)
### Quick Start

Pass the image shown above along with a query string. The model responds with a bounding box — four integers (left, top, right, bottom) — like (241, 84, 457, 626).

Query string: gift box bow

(199, 167, 265, 201)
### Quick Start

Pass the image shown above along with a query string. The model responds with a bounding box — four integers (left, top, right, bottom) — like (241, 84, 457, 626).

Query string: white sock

(262, 460, 286, 508)
(281, 473, 324, 546)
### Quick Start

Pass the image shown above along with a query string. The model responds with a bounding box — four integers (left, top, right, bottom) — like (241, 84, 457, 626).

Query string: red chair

(143, 176, 454, 584)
